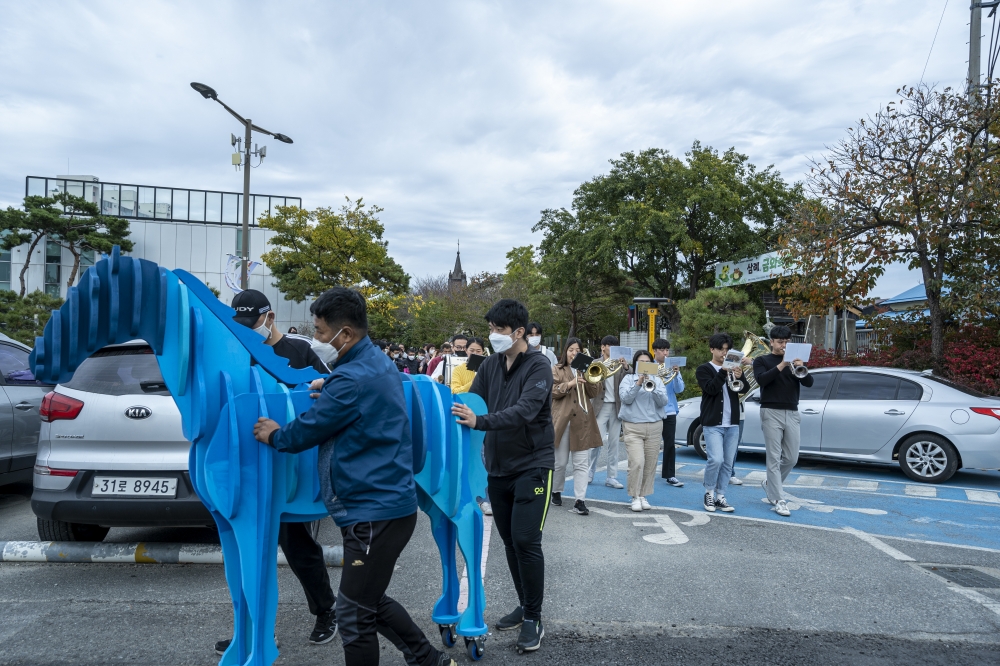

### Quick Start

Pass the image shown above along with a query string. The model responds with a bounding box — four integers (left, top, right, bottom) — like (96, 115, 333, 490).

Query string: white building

(2, 175, 314, 333)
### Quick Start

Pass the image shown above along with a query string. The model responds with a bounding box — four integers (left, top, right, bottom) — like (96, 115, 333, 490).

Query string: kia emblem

(125, 406, 152, 420)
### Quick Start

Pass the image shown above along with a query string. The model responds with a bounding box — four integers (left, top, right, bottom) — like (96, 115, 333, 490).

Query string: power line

(920, 0, 951, 85)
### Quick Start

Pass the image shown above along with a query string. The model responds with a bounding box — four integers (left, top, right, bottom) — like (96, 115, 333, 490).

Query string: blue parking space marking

(579, 448, 1000, 552)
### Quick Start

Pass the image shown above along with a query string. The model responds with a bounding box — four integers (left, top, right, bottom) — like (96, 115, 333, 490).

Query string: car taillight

(971, 407, 1000, 421)
(33, 465, 78, 477)
(39, 392, 84, 422)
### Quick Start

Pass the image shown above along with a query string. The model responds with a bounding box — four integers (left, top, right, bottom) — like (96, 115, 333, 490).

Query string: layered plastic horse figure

(30, 247, 489, 665)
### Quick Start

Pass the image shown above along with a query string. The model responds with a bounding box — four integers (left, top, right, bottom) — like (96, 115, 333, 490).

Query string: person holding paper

(751, 325, 814, 517)
(549, 338, 602, 515)
(696, 333, 748, 513)
(651, 338, 685, 488)
(618, 350, 669, 512)
(587, 335, 630, 489)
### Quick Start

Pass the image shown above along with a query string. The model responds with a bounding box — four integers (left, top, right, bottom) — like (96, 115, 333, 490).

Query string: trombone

(574, 369, 589, 413)
(585, 358, 627, 384)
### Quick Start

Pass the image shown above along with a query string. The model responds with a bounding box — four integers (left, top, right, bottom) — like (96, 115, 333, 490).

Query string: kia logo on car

(125, 406, 152, 420)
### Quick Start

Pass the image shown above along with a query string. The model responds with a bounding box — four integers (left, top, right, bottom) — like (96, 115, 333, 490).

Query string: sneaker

(729, 475, 743, 486)
(630, 497, 642, 512)
(516, 619, 544, 653)
(309, 608, 338, 645)
(605, 478, 624, 489)
(572, 499, 589, 515)
(550, 492, 562, 507)
(495, 606, 524, 631)
(215, 636, 280, 656)
(714, 495, 735, 512)
(479, 500, 493, 515)
(639, 497, 651, 511)
(703, 491, 716, 512)
(666, 477, 684, 487)
(436, 654, 459, 666)
(761, 479, 775, 505)
(774, 500, 791, 517)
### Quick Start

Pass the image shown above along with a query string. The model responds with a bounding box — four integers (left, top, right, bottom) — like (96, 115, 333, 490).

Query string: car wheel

(899, 434, 958, 484)
(691, 424, 707, 460)
(37, 517, 111, 542)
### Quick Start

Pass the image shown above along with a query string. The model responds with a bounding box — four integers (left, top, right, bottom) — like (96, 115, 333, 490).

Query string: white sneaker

(605, 478, 624, 490)
(630, 497, 642, 512)
(639, 497, 651, 511)
(774, 500, 791, 517)
(729, 475, 743, 486)
(478, 500, 493, 516)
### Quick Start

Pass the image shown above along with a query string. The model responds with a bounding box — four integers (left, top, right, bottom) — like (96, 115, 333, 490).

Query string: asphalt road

(1, 446, 999, 665)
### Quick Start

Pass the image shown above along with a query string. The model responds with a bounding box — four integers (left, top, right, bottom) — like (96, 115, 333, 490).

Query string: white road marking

(965, 490, 1000, 504)
(744, 471, 767, 482)
(847, 480, 879, 491)
(949, 587, 1000, 617)
(591, 506, 709, 545)
(691, 469, 705, 481)
(843, 527, 915, 561)
(795, 475, 825, 486)
(457, 515, 493, 614)
(905, 485, 937, 497)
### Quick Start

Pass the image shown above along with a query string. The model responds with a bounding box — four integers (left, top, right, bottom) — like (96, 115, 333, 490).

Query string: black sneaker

(703, 491, 716, 512)
(309, 607, 338, 645)
(516, 619, 544, 653)
(713, 495, 735, 512)
(495, 605, 524, 631)
(550, 492, 562, 506)
(215, 636, 280, 655)
(436, 654, 458, 666)
(572, 499, 589, 515)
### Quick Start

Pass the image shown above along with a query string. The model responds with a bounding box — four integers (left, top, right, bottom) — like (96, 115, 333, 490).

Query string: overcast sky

(0, 0, 979, 300)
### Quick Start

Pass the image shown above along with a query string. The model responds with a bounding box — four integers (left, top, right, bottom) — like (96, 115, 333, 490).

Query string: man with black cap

(215, 289, 336, 655)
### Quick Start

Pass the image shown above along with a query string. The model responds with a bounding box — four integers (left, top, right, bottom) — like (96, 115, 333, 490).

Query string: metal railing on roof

(25, 176, 301, 226)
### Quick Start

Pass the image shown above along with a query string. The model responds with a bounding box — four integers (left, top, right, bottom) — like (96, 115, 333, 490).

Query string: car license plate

(92, 477, 178, 498)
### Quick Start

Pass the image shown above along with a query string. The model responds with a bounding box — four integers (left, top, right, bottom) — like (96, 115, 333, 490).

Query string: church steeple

(448, 240, 467, 289)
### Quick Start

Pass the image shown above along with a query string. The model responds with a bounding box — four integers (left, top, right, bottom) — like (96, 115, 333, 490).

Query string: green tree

(671, 287, 763, 398)
(777, 86, 1000, 359)
(0, 290, 64, 346)
(260, 198, 410, 302)
(0, 193, 134, 296)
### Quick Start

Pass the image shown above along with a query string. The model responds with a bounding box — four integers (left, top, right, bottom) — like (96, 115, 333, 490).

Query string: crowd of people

(234, 288, 811, 663)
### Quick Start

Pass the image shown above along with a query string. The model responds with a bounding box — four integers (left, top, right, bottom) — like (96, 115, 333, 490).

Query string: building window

(45, 240, 61, 297)
(235, 229, 244, 257)
(80, 248, 95, 273)
(0, 243, 11, 292)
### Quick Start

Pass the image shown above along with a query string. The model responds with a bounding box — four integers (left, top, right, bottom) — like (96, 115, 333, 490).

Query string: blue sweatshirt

(270, 336, 418, 527)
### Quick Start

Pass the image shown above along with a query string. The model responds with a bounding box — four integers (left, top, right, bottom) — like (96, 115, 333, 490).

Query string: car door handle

(884, 409, 906, 416)
(14, 402, 34, 410)
(801, 409, 820, 415)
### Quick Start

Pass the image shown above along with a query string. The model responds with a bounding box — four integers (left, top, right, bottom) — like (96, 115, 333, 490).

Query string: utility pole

(970, 1, 982, 101)
(241, 118, 252, 289)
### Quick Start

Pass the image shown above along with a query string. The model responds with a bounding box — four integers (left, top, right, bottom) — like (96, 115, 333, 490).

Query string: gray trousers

(589, 401, 621, 481)
(760, 408, 801, 504)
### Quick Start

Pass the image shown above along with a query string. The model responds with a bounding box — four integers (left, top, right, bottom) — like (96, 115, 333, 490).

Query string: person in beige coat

(551, 338, 603, 515)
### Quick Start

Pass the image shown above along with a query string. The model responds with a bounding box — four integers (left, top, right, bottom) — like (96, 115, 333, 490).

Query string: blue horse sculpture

(30, 247, 489, 665)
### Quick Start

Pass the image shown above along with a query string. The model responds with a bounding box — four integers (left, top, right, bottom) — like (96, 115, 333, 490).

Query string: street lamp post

(190, 82, 293, 290)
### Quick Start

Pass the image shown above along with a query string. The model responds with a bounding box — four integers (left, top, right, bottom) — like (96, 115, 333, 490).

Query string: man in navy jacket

(254, 287, 454, 666)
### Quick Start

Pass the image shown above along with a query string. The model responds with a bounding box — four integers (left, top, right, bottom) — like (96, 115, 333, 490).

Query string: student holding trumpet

(549, 338, 603, 515)
(618, 349, 669, 512)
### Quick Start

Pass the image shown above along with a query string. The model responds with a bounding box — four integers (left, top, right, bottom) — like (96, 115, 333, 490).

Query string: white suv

(31, 341, 212, 541)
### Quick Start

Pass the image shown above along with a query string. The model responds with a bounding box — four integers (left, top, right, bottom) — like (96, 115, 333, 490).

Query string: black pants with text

(660, 415, 677, 479)
(279, 521, 335, 616)
(337, 512, 439, 666)
(488, 467, 552, 621)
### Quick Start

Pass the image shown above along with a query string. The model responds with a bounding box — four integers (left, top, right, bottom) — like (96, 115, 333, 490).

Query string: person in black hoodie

(451, 299, 554, 654)
(695, 333, 748, 514)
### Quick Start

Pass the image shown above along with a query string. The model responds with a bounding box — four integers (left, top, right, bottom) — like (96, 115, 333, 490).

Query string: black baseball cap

(231, 289, 272, 327)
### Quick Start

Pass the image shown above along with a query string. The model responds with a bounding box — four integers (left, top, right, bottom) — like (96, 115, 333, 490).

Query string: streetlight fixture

(189, 81, 293, 290)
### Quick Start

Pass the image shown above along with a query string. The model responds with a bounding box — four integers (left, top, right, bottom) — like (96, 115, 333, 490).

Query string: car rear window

(62, 346, 170, 396)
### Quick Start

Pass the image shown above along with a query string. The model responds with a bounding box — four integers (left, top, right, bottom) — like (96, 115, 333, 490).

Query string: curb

(0, 541, 344, 566)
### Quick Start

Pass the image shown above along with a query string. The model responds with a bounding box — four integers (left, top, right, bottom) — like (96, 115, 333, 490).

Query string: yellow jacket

(450, 365, 477, 394)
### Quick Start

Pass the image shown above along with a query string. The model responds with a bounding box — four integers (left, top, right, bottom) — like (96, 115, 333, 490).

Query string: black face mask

(455, 351, 468, 358)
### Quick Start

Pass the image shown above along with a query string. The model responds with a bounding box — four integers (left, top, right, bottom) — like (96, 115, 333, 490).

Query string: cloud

(0, 0, 972, 299)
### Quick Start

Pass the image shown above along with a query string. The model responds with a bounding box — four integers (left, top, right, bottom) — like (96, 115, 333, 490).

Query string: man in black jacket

(696, 333, 748, 514)
(452, 299, 554, 654)
(751, 325, 813, 517)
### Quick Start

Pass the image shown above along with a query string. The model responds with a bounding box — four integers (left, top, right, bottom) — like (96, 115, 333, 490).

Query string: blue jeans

(703, 425, 740, 496)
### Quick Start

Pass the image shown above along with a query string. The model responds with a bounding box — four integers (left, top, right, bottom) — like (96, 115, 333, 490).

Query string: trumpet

(574, 369, 589, 413)
(792, 363, 809, 379)
(643, 363, 678, 391)
(727, 370, 745, 392)
(585, 358, 627, 384)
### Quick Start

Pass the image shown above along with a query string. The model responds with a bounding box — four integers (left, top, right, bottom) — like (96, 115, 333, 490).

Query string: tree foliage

(260, 198, 410, 302)
(0, 193, 134, 296)
(777, 85, 1000, 359)
(0, 290, 64, 346)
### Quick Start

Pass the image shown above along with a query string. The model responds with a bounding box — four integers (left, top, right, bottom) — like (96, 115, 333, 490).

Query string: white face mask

(407, 354, 415, 360)
(253, 314, 272, 341)
(527, 335, 541, 347)
(315, 328, 346, 365)
(489, 331, 515, 354)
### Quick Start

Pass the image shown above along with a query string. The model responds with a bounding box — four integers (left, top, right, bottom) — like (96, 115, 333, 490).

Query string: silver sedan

(674, 367, 1000, 483)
